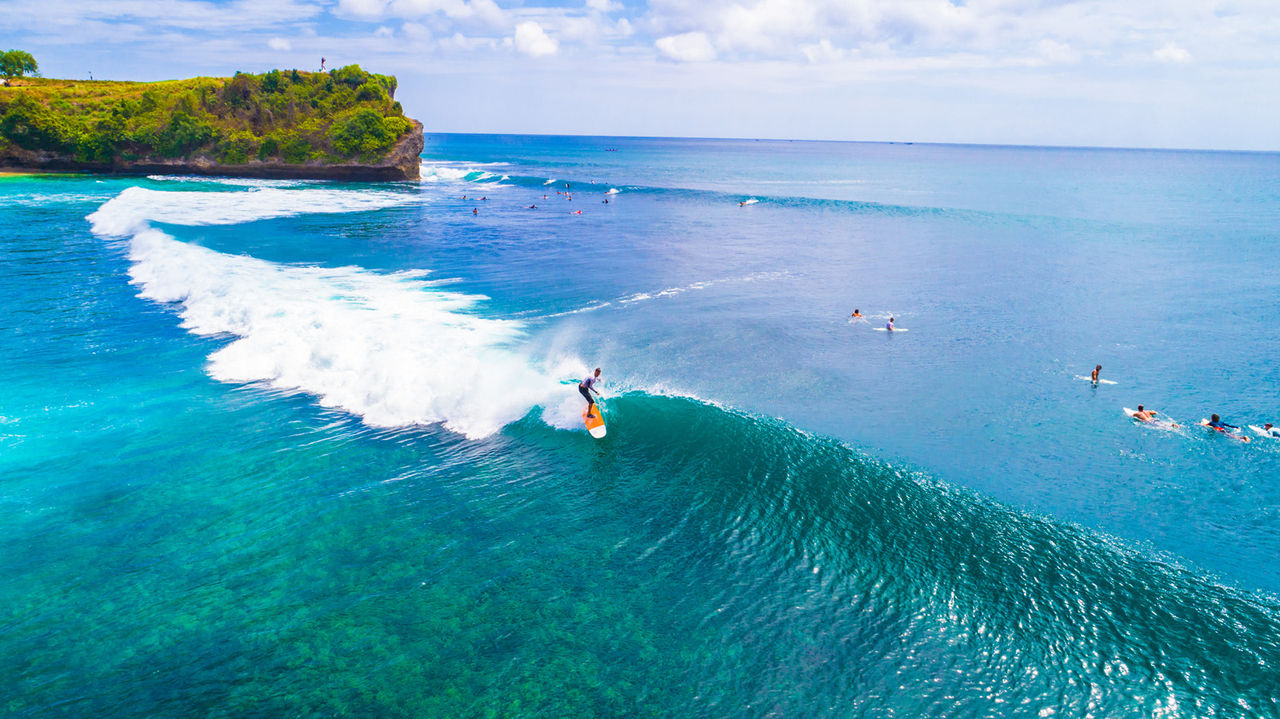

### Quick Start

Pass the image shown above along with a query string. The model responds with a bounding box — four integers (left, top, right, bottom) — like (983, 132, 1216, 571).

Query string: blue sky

(3, 0, 1279, 150)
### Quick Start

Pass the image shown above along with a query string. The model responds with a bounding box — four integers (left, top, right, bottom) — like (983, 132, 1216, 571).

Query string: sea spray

(88, 187, 589, 438)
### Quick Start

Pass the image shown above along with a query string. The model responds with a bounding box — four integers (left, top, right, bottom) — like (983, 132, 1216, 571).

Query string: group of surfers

(463, 183, 612, 214)
(1129, 406, 1274, 438)
(850, 309, 899, 331)
(1099, 363, 1275, 439)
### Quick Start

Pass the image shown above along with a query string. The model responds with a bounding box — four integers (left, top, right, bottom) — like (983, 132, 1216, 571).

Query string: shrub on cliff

(0, 95, 70, 151)
(219, 130, 259, 164)
(328, 108, 410, 159)
(0, 67, 412, 167)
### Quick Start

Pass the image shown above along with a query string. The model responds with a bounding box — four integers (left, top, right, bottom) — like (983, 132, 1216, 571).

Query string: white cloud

(1037, 39, 1079, 64)
(334, 0, 506, 27)
(513, 21, 559, 57)
(267, 37, 292, 51)
(801, 39, 844, 63)
(439, 31, 497, 51)
(0, 0, 323, 32)
(656, 31, 717, 62)
(1153, 42, 1192, 63)
(402, 21, 434, 40)
(586, 0, 621, 12)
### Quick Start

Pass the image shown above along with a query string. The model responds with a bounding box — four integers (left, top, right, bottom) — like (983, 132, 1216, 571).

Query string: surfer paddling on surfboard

(580, 368, 603, 419)
(1203, 413, 1250, 442)
(1130, 405, 1166, 423)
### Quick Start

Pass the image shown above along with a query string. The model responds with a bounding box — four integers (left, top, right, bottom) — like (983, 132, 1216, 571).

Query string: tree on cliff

(0, 50, 38, 79)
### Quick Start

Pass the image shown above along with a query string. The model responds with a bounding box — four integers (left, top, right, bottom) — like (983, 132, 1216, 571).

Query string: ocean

(2, 135, 1278, 717)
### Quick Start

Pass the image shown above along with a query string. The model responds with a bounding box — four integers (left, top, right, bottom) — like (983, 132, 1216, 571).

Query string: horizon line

(422, 130, 1280, 157)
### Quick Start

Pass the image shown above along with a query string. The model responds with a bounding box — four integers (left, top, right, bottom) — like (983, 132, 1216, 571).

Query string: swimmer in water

(851, 309, 863, 319)
(472, 208, 478, 215)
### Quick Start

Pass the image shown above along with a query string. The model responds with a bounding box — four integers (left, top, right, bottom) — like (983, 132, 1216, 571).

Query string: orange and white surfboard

(583, 402, 606, 439)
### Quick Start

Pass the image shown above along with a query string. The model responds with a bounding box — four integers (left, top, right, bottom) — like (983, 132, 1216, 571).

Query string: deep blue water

(2, 135, 1279, 716)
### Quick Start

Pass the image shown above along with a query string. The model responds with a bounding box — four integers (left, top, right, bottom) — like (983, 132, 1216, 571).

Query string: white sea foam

(536, 272, 787, 318)
(606, 188, 620, 195)
(420, 165, 472, 183)
(88, 186, 414, 237)
(420, 162, 511, 185)
(146, 175, 311, 188)
(88, 187, 591, 438)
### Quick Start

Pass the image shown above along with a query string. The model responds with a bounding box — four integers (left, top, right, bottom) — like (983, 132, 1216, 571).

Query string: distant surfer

(579, 368, 602, 419)
(851, 309, 863, 319)
(1263, 423, 1279, 437)
(885, 316, 896, 331)
(472, 208, 478, 215)
(1091, 364, 1102, 386)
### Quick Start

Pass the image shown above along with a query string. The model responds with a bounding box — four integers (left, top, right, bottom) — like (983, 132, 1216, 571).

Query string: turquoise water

(2, 136, 1279, 716)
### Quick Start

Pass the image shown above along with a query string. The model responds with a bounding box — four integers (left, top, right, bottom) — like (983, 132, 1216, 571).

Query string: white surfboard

(1248, 425, 1278, 438)
(873, 327, 909, 332)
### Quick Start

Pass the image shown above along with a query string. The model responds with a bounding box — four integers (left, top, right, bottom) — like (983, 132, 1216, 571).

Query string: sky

(3, 0, 1280, 150)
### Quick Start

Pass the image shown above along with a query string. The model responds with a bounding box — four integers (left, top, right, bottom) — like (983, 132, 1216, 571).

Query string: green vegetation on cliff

(0, 65, 414, 167)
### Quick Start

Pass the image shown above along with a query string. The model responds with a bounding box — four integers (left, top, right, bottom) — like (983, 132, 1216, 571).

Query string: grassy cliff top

(0, 66, 416, 167)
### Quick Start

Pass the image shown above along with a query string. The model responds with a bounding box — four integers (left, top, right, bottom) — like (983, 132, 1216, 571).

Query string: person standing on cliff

(320, 57, 326, 71)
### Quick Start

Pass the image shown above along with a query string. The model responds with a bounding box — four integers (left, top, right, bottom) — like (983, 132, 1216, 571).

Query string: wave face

(538, 394, 1280, 716)
(87, 186, 588, 438)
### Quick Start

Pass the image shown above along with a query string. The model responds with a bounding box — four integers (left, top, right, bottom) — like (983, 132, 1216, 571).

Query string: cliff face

(2, 120, 423, 181)
(0, 68, 423, 182)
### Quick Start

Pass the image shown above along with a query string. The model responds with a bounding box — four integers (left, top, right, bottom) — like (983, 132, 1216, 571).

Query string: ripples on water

(2, 147, 1279, 717)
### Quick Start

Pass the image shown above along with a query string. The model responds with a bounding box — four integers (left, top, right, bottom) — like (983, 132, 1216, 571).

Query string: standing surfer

(580, 368, 603, 419)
